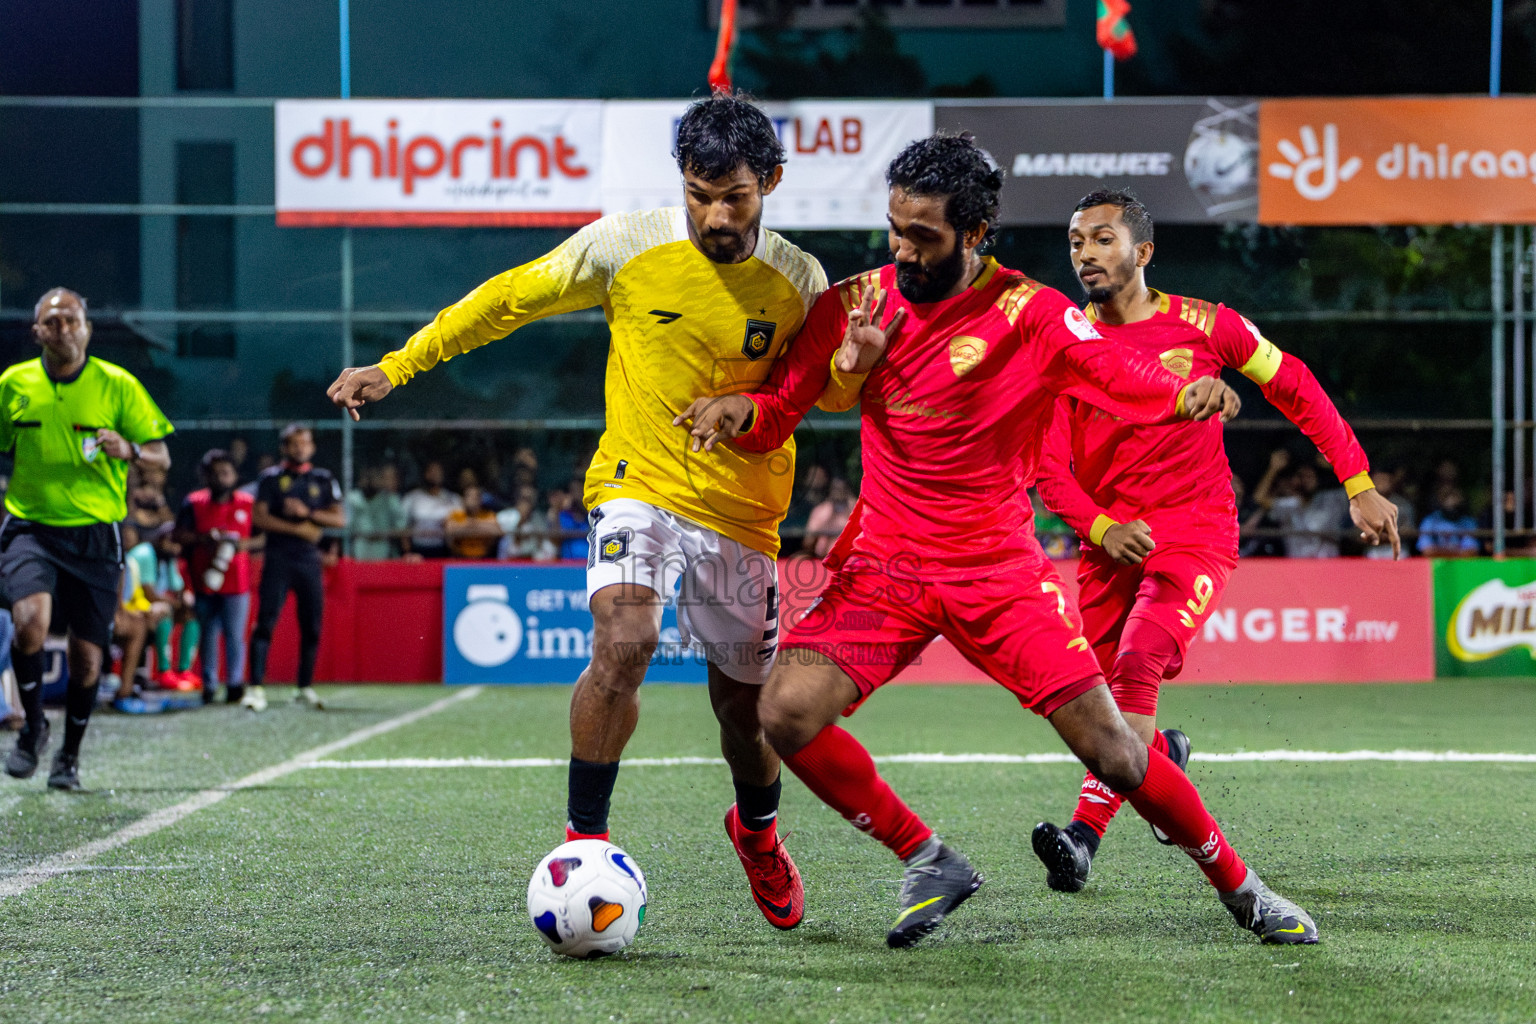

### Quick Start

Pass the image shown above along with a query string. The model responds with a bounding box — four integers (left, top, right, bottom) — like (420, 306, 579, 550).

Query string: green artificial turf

(1, 679, 1533, 1023)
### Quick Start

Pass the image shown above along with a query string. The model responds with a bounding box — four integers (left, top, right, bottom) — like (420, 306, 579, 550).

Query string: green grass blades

(1, 680, 1533, 1024)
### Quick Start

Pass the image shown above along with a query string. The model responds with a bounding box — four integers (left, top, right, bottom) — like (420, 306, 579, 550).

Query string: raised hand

(327, 365, 394, 421)
(835, 287, 906, 374)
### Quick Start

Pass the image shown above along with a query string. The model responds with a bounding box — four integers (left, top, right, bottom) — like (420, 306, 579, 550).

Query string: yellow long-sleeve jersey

(379, 207, 849, 556)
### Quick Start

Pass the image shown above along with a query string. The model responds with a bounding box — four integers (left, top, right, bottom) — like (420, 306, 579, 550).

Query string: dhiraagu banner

(1435, 559, 1536, 677)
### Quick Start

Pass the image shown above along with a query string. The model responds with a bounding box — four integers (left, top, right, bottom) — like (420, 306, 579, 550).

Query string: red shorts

(1076, 543, 1237, 679)
(778, 560, 1103, 717)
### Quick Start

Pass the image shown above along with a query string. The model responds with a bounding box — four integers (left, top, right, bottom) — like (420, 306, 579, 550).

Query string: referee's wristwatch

(129, 441, 143, 462)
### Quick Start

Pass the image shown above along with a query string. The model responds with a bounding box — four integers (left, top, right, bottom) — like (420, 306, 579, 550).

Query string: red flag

(1096, 0, 1137, 61)
(708, 0, 738, 92)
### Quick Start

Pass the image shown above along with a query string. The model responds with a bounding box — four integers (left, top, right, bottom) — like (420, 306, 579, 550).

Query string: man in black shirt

(245, 424, 344, 711)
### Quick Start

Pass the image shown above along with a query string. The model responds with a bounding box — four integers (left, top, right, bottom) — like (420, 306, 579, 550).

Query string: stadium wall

(257, 557, 1443, 685)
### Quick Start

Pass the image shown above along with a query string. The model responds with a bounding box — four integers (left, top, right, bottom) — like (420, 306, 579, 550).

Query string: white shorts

(586, 499, 779, 685)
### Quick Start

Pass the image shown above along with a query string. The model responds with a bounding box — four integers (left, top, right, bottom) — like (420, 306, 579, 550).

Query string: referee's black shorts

(0, 516, 121, 649)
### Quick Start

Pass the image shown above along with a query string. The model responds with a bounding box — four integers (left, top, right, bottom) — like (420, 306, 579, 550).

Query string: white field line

(306, 748, 1536, 770)
(0, 686, 483, 899)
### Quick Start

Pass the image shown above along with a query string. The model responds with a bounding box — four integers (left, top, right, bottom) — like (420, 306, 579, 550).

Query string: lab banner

(275, 99, 604, 227)
(1259, 97, 1536, 225)
(1434, 559, 1536, 677)
(935, 98, 1260, 224)
(443, 565, 707, 684)
(600, 99, 934, 229)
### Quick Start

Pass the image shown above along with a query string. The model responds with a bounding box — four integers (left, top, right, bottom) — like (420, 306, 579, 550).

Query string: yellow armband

(1089, 514, 1119, 547)
(1343, 472, 1375, 499)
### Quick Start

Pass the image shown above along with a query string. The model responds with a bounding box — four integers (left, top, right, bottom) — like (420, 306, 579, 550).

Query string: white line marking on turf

(305, 748, 1536, 770)
(0, 686, 483, 899)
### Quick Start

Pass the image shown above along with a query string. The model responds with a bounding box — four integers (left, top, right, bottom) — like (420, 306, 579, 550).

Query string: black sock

(567, 758, 620, 835)
(298, 638, 319, 687)
(13, 645, 44, 730)
(62, 680, 98, 758)
(733, 774, 782, 832)
(1066, 820, 1102, 857)
(248, 638, 270, 686)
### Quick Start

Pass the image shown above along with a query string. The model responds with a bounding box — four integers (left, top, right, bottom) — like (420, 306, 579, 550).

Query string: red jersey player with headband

(1029, 188, 1401, 896)
(677, 135, 1320, 950)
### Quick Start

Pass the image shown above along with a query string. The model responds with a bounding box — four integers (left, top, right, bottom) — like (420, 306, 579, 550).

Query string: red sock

(1071, 728, 1166, 837)
(1121, 744, 1247, 891)
(565, 827, 609, 843)
(784, 725, 933, 860)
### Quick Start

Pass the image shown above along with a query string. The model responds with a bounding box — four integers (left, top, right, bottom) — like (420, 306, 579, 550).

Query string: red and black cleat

(724, 804, 804, 930)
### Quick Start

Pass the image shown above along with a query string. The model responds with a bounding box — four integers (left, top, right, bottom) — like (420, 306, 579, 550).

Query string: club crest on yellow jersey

(741, 319, 776, 361)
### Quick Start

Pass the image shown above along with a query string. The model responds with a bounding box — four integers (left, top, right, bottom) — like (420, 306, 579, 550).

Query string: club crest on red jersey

(949, 336, 987, 377)
(1159, 348, 1194, 378)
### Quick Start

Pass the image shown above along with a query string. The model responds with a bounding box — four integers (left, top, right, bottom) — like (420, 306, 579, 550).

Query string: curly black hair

(885, 132, 1003, 251)
(673, 91, 785, 187)
(1074, 187, 1154, 245)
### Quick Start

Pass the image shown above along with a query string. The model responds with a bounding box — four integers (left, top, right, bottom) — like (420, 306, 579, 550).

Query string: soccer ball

(526, 840, 648, 959)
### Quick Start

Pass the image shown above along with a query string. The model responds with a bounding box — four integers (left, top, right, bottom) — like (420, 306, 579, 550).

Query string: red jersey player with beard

(678, 135, 1319, 949)
(1029, 189, 1401, 896)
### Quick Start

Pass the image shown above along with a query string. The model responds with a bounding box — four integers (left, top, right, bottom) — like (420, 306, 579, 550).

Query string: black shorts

(0, 516, 121, 649)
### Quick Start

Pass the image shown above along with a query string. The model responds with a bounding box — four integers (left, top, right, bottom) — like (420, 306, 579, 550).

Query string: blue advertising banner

(442, 565, 709, 684)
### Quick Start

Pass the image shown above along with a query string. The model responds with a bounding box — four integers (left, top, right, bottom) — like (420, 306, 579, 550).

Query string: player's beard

(697, 216, 760, 264)
(1081, 252, 1137, 305)
(895, 242, 967, 304)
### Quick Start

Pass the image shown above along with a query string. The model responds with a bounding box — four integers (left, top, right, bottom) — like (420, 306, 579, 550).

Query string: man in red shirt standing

(173, 449, 255, 705)
(1030, 188, 1401, 894)
(679, 135, 1317, 948)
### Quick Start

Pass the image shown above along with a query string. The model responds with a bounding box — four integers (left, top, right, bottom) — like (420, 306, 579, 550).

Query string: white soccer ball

(526, 840, 648, 959)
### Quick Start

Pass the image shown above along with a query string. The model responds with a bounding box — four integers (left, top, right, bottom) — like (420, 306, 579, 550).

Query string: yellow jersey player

(328, 93, 858, 931)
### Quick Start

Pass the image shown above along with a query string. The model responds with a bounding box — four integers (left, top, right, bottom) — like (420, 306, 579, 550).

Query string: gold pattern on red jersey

(949, 336, 987, 377)
(992, 276, 1043, 325)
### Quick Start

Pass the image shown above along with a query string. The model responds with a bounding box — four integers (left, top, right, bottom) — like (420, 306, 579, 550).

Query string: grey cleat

(1032, 821, 1093, 893)
(1219, 868, 1319, 944)
(1150, 728, 1192, 845)
(886, 841, 983, 949)
(5, 718, 50, 780)
(47, 753, 82, 792)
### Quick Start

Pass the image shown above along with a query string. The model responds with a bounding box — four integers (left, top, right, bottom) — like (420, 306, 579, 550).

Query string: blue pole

(1492, 0, 1504, 97)
(1102, 48, 1114, 99)
(339, 0, 352, 99)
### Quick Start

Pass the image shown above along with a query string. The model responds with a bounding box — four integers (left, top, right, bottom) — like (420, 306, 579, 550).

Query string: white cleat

(241, 685, 268, 713)
(294, 686, 324, 710)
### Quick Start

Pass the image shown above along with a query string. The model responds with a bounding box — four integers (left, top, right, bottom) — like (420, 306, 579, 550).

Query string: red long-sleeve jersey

(1035, 292, 1371, 555)
(735, 260, 1193, 581)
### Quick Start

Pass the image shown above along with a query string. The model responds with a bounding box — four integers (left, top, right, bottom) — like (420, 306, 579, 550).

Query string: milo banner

(1435, 559, 1536, 677)
(935, 98, 1260, 225)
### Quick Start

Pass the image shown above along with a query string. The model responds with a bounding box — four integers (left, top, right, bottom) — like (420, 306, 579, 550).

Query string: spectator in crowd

(1480, 486, 1536, 555)
(1235, 470, 1283, 558)
(347, 463, 409, 560)
(127, 463, 174, 532)
(1256, 450, 1349, 558)
(445, 485, 502, 559)
(112, 521, 173, 702)
(227, 436, 250, 478)
(1030, 489, 1078, 561)
(401, 460, 461, 558)
(550, 480, 589, 561)
(146, 523, 200, 690)
(238, 453, 277, 497)
(174, 448, 256, 704)
(496, 485, 556, 561)
(1366, 467, 1418, 560)
(782, 463, 831, 541)
(804, 476, 856, 559)
(1419, 484, 1480, 557)
(0, 610, 17, 730)
(456, 466, 503, 511)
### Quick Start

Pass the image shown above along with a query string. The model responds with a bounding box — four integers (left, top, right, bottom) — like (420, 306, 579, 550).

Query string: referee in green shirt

(1, 288, 173, 791)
